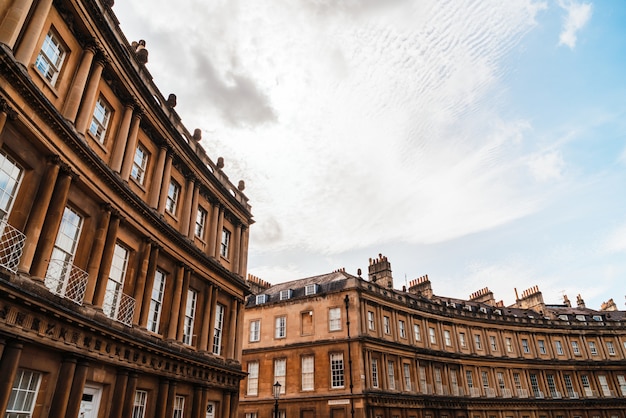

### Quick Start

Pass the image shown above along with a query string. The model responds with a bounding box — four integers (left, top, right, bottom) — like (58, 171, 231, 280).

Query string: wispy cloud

(557, 0, 592, 49)
(527, 150, 565, 182)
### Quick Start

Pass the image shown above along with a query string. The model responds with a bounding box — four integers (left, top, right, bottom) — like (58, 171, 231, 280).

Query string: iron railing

(44, 259, 88, 305)
(103, 288, 136, 326)
(0, 220, 25, 272)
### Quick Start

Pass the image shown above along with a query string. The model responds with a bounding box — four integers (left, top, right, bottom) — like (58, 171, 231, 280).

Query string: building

(0, 0, 253, 417)
(239, 255, 626, 418)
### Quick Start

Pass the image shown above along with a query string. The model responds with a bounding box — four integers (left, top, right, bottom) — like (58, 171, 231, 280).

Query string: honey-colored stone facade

(240, 257, 626, 418)
(0, 1, 253, 417)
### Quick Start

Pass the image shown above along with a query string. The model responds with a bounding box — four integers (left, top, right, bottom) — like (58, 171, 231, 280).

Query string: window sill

(31, 65, 61, 98)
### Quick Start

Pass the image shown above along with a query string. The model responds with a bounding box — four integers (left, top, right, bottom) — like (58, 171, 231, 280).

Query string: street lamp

(273, 381, 281, 418)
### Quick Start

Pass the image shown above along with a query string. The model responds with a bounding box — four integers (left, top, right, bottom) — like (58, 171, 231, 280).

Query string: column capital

(0, 97, 17, 120)
(46, 154, 62, 165)
(59, 162, 79, 180)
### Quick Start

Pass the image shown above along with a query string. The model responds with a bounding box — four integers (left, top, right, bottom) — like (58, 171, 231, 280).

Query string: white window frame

(147, 269, 166, 333)
(371, 358, 379, 388)
(195, 207, 207, 238)
(505, 337, 513, 352)
(459, 332, 466, 347)
(45, 206, 83, 295)
(131, 144, 148, 184)
(383, 316, 391, 334)
(403, 363, 412, 391)
(35, 30, 66, 85)
(0, 150, 23, 218)
(429, 327, 436, 344)
(489, 336, 497, 351)
(399, 320, 406, 338)
(89, 96, 112, 143)
(474, 334, 482, 350)
(367, 311, 375, 330)
(249, 319, 260, 342)
(329, 307, 341, 331)
(182, 289, 197, 345)
(330, 353, 345, 389)
(7, 369, 41, 417)
(247, 361, 259, 396)
(387, 360, 396, 390)
(301, 355, 314, 391)
(414, 324, 421, 341)
(521, 339, 530, 353)
(103, 243, 129, 320)
(444, 330, 452, 346)
(212, 303, 225, 355)
(305, 283, 318, 295)
(274, 358, 286, 394)
(275, 316, 286, 338)
(572, 341, 581, 355)
(173, 395, 184, 418)
(555, 340, 564, 355)
(538, 339, 546, 354)
(132, 390, 147, 418)
(589, 341, 598, 355)
(220, 228, 230, 258)
(166, 180, 180, 214)
(607, 341, 615, 355)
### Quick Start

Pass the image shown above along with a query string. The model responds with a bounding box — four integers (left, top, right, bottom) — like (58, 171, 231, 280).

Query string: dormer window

(305, 284, 318, 296)
(279, 289, 293, 300)
(256, 294, 267, 304)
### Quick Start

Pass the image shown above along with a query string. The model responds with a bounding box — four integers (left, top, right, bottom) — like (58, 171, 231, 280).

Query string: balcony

(620, 385, 626, 396)
(516, 388, 529, 398)
(0, 220, 26, 273)
(533, 390, 545, 399)
(485, 387, 496, 398)
(500, 388, 512, 398)
(550, 390, 562, 399)
(103, 288, 136, 326)
(451, 385, 465, 397)
(44, 259, 88, 305)
(567, 390, 579, 399)
(583, 388, 598, 398)
(469, 387, 481, 398)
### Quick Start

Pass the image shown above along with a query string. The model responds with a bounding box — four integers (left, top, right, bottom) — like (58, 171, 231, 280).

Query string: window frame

(274, 358, 286, 394)
(165, 180, 181, 215)
(329, 307, 341, 331)
(275, 316, 286, 339)
(330, 352, 345, 389)
(195, 207, 207, 239)
(182, 288, 197, 345)
(247, 361, 259, 396)
(301, 355, 315, 391)
(6, 369, 41, 417)
(212, 303, 225, 355)
(147, 269, 166, 333)
(220, 228, 231, 258)
(130, 144, 149, 184)
(35, 29, 67, 86)
(132, 390, 148, 418)
(249, 319, 260, 342)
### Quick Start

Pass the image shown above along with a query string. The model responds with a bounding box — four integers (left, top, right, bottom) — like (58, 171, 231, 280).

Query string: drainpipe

(344, 294, 355, 418)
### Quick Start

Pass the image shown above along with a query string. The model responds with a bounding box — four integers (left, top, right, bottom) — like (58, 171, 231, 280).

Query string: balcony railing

(568, 390, 579, 399)
(583, 388, 598, 398)
(469, 387, 481, 398)
(485, 387, 496, 398)
(103, 288, 136, 327)
(516, 388, 529, 398)
(533, 390, 545, 399)
(550, 390, 562, 399)
(0, 220, 26, 273)
(500, 388, 512, 398)
(620, 385, 626, 396)
(451, 385, 464, 397)
(44, 259, 88, 305)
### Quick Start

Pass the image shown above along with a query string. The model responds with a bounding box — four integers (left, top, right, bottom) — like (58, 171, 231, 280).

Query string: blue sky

(114, 0, 626, 309)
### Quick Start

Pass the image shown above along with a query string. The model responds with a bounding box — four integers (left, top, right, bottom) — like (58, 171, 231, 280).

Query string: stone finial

(134, 39, 148, 64)
(217, 157, 224, 169)
(166, 94, 177, 108)
(192, 128, 202, 142)
(237, 180, 245, 191)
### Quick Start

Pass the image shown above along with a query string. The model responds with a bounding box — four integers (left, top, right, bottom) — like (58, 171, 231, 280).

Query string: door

(205, 401, 216, 418)
(79, 385, 102, 418)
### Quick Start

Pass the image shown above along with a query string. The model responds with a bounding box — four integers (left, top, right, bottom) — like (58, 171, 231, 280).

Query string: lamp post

(273, 381, 281, 418)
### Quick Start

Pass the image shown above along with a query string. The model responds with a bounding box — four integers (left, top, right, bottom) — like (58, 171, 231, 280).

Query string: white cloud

(557, 0, 592, 49)
(603, 223, 626, 254)
(527, 150, 565, 182)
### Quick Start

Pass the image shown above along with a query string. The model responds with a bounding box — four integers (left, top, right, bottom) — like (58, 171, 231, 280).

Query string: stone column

(198, 284, 213, 352)
(0, 0, 33, 50)
(238, 227, 249, 277)
(187, 182, 200, 239)
(166, 264, 185, 340)
(165, 381, 177, 418)
(83, 205, 112, 305)
(75, 57, 106, 134)
(226, 300, 238, 359)
(222, 392, 231, 418)
(109, 104, 134, 172)
(92, 213, 121, 308)
(139, 245, 159, 328)
(0, 340, 23, 414)
(208, 287, 219, 353)
(109, 369, 129, 418)
(65, 360, 89, 418)
(234, 300, 245, 362)
(148, 146, 167, 208)
(18, 156, 60, 273)
(207, 203, 219, 256)
(157, 152, 173, 214)
(176, 268, 191, 342)
(30, 166, 75, 279)
(229, 391, 239, 418)
(231, 223, 241, 274)
(120, 112, 142, 181)
(214, 207, 224, 258)
(179, 176, 195, 235)
(191, 386, 202, 418)
(13, 0, 53, 65)
(62, 45, 96, 122)
(155, 380, 169, 418)
(121, 372, 139, 418)
(0, 98, 18, 145)
(48, 358, 77, 418)
(132, 239, 152, 325)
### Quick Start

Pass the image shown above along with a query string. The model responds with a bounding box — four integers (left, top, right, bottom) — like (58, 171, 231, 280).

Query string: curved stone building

(240, 256, 626, 418)
(0, 0, 253, 417)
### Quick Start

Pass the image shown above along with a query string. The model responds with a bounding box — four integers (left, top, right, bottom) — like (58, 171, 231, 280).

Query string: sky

(113, 0, 626, 310)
